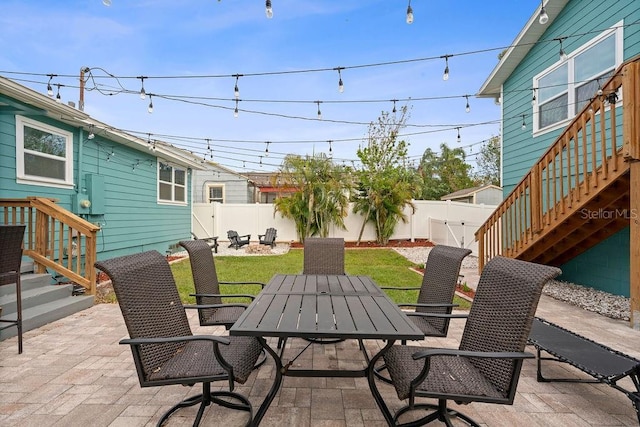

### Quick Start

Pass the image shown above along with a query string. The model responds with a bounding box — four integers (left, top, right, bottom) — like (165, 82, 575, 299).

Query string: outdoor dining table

(230, 273, 425, 426)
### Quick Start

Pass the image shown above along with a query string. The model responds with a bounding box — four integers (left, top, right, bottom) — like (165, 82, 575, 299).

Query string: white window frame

(206, 184, 225, 203)
(16, 115, 74, 189)
(157, 161, 187, 205)
(532, 21, 624, 136)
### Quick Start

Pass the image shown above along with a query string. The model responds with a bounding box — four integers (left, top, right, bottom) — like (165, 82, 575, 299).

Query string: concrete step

(0, 273, 51, 297)
(0, 281, 74, 315)
(0, 295, 95, 341)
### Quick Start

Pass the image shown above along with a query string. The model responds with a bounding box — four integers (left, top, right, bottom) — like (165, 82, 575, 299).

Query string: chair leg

(393, 399, 481, 427)
(16, 277, 22, 354)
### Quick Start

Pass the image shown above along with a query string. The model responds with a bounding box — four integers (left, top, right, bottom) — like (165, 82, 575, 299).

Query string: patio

(1, 276, 638, 426)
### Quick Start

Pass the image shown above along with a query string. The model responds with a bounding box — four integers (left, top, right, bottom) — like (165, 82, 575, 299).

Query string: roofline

(477, 0, 569, 98)
(0, 75, 204, 170)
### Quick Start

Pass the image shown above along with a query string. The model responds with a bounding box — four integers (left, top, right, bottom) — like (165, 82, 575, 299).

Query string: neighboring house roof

(0, 76, 204, 170)
(477, 0, 570, 98)
(440, 184, 502, 201)
(243, 172, 297, 193)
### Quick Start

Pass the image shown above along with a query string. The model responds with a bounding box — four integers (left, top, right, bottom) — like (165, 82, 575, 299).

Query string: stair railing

(475, 56, 640, 271)
(0, 197, 100, 295)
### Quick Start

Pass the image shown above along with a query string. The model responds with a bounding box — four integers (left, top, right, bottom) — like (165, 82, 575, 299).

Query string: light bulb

(406, 5, 414, 24)
(140, 87, 146, 100)
(443, 65, 449, 81)
(47, 84, 53, 97)
(338, 78, 344, 93)
(234, 107, 239, 118)
(103, 0, 112, 6)
(539, 6, 549, 25)
(265, 0, 273, 18)
(465, 96, 470, 113)
(147, 96, 153, 113)
(559, 49, 567, 61)
(234, 84, 239, 98)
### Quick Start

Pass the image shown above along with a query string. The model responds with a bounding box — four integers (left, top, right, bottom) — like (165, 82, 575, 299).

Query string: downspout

(77, 128, 84, 198)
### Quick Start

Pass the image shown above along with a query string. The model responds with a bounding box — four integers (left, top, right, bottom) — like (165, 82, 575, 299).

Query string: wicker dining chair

(374, 256, 561, 426)
(375, 244, 471, 382)
(95, 250, 262, 427)
(179, 239, 265, 329)
(303, 237, 345, 275)
(0, 225, 26, 354)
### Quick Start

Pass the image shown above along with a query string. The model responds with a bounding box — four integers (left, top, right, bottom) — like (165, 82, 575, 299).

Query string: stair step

(0, 283, 74, 315)
(0, 273, 52, 297)
(0, 295, 94, 341)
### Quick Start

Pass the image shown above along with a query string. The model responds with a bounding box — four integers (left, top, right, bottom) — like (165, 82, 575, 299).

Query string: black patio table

(230, 273, 425, 426)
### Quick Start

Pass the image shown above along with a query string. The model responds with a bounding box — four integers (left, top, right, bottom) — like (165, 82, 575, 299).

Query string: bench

(528, 317, 640, 423)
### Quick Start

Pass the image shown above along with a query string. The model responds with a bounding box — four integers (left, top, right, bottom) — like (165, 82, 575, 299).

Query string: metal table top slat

(317, 294, 337, 332)
(298, 294, 317, 331)
(279, 294, 303, 333)
(332, 296, 356, 333)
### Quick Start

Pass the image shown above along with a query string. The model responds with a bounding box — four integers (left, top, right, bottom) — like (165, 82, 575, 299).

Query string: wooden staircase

(475, 58, 640, 321)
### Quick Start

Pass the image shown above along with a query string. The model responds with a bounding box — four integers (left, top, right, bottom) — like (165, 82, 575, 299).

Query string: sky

(0, 0, 543, 172)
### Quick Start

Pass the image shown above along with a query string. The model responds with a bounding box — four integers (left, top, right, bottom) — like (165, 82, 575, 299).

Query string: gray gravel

(393, 246, 630, 321)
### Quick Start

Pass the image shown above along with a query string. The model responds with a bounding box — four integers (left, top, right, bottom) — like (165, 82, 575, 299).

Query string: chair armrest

(398, 303, 458, 308)
(190, 292, 256, 300)
(406, 312, 468, 319)
(185, 303, 249, 310)
(380, 286, 421, 291)
(219, 281, 266, 289)
(120, 334, 230, 346)
(411, 348, 535, 361)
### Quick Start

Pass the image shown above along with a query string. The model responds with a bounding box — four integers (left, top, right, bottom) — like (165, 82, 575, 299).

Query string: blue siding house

(1, 76, 203, 263)
(477, 0, 640, 300)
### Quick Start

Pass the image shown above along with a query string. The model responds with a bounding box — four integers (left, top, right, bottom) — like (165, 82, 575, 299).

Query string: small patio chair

(227, 230, 251, 249)
(0, 225, 26, 354)
(258, 227, 277, 248)
(95, 250, 262, 427)
(191, 231, 219, 253)
(373, 256, 561, 426)
(375, 244, 471, 382)
(303, 237, 345, 275)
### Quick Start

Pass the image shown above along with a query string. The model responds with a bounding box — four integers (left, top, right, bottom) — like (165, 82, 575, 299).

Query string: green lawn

(171, 248, 471, 309)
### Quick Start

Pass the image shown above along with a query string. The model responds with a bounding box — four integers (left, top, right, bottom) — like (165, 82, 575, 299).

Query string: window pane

(575, 35, 615, 82)
(575, 70, 614, 113)
(174, 186, 185, 202)
(24, 153, 65, 180)
(24, 126, 66, 157)
(209, 187, 222, 199)
(539, 93, 568, 128)
(159, 163, 172, 182)
(175, 169, 185, 185)
(539, 63, 567, 102)
(159, 182, 172, 200)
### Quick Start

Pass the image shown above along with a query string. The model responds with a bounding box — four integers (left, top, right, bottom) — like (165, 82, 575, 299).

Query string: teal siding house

(0, 76, 203, 262)
(478, 0, 640, 297)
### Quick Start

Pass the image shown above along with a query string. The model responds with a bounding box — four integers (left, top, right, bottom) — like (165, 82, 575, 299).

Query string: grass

(170, 247, 471, 310)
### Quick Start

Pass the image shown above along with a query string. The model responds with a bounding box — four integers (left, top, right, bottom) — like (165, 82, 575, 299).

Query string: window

(16, 116, 74, 188)
(533, 22, 622, 133)
(158, 162, 187, 204)
(206, 184, 224, 203)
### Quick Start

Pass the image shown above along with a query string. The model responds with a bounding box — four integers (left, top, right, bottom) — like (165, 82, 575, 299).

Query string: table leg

(367, 339, 396, 426)
(250, 336, 284, 427)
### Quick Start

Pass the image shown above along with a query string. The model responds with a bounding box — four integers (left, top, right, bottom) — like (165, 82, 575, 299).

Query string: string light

(531, 88, 537, 105)
(265, 141, 270, 157)
(465, 95, 470, 113)
(87, 125, 95, 140)
(556, 37, 568, 61)
(456, 127, 461, 143)
(46, 74, 56, 96)
(265, 0, 273, 19)
(234, 99, 239, 117)
(138, 76, 146, 100)
(596, 78, 603, 96)
(147, 94, 154, 113)
(442, 55, 451, 81)
(316, 101, 322, 119)
(55, 84, 62, 102)
(132, 160, 140, 171)
(233, 74, 241, 99)
(406, 0, 414, 24)
(336, 67, 344, 93)
(392, 99, 397, 113)
(539, 0, 549, 25)
(102, 0, 111, 6)
(259, 155, 263, 167)
(328, 140, 333, 157)
(521, 114, 527, 130)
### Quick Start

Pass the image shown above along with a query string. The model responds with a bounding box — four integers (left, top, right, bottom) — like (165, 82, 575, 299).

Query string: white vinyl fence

(192, 200, 497, 256)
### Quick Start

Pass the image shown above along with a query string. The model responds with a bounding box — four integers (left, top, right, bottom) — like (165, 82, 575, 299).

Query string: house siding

(1, 93, 193, 261)
(501, 0, 640, 296)
(192, 167, 253, 203)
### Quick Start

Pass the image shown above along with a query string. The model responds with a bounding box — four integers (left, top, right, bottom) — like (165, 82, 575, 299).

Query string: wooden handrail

(0, 197, 100, 295)
(475, 56, 640, 271)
